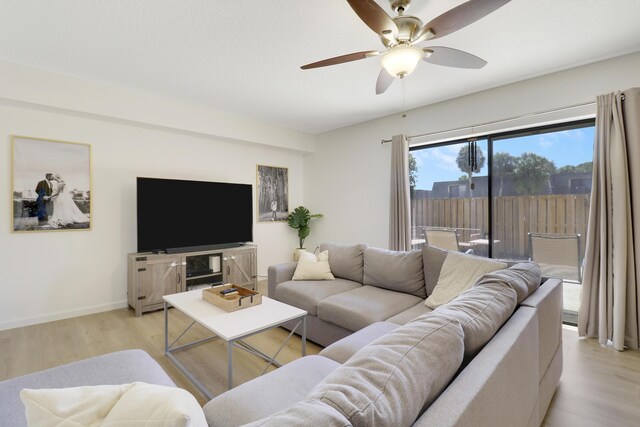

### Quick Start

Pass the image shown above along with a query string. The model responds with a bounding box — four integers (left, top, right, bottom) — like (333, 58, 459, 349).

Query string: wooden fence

(412, 194, 590, 259)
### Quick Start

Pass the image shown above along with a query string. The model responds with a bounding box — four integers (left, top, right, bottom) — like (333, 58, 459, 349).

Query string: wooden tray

(202, 284, 262, 312)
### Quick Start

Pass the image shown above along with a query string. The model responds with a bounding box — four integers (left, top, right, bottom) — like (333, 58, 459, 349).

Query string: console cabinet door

(138, 256, 182, 308)
(223, 248, 256, 289)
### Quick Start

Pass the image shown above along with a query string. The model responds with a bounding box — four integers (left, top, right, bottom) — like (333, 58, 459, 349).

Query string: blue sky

(412, 126, 595, 190)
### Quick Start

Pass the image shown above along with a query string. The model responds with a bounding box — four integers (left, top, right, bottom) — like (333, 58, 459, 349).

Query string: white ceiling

(0, 0, 639, 134)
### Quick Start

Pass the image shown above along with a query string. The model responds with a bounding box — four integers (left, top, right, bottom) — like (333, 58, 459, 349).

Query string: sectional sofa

(0, 243, 563, 426)
(251, 242, 563, 426)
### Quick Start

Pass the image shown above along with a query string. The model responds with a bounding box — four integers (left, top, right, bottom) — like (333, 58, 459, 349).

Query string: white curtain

(389, 134, 411, 251)
(579, 87, 640, 351)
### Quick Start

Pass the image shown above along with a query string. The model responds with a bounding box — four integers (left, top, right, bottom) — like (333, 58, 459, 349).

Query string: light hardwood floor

(0, 303, 321, 405)
(542, 326, 640, 426)
(1, 301, 639, 425)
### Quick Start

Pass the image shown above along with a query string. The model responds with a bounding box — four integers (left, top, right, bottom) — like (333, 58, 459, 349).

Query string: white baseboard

(0, 300, 128, 331)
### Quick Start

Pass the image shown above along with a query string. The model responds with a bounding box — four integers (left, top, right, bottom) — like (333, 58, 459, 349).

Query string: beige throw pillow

(20, 382, 207, 427)
(425, 251, 507, 309)
(293, 250, 335, 280)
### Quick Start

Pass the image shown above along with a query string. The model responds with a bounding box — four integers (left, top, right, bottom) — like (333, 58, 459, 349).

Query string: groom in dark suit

(35, 173, 54, 223)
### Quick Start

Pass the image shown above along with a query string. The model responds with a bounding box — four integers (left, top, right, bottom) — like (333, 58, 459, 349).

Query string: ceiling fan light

(381, 45, 424, 78)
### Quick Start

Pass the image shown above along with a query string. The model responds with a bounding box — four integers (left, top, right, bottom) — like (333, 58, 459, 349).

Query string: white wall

(0, 64, 312, 330)
(304, 52, 640, 251)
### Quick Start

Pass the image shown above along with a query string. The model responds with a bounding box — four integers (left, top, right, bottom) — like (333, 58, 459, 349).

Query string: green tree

(456, 144, 486, 196)
(492, 152, 517, 196)
(513, 152, 557, 195)
(558, 161, 593, 173)
(409, 153, 418, 192)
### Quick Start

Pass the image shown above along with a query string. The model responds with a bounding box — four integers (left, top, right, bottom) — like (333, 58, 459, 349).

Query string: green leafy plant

(288, 206, 323, 249)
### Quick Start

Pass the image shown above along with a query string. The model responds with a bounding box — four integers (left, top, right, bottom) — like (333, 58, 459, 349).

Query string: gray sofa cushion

(320, 243, 367, 283)
(433, 281, 518, 361)
(386, 301, 433, 325)
(276, 279, 361, 316)
(0, 350, 175, 427)
(244, 399, 351, 427)
(363, 247, 426, 298)
(308, 314, 465, 427)
(204, 355, 340, 427)
(479, 261, 541, 304)
(422, 244, 448, 296)
(317, 286, 423, 332)
(427, 262, 540, 362)
(319, 321, 400, 364)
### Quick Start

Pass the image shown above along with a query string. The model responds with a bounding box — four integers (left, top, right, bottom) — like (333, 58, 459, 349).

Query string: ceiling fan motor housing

(392, 15, 423, 43)
(380, 14, 423, 47)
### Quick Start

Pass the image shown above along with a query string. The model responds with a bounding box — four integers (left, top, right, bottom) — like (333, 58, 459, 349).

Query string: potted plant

(287, 206, 323, 260)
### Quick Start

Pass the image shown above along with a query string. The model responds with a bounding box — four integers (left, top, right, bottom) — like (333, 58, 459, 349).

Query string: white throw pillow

(297, 250, 318, 262)
(292, 250, 335, 280)
(20, 382, 207, 427)
(425, 251, 507, 309)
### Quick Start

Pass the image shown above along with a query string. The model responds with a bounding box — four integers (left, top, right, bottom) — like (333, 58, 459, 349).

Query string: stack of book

(220, 287, 239, 298)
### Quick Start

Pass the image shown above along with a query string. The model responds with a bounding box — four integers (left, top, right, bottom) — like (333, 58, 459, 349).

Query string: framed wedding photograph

(256, 165, 289, 222)
(12, 136, 92, 232)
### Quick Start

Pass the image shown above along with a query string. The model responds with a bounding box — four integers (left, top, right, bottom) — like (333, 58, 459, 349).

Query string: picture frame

(256, 165, 289, 222)
(12, 136, 92, 232)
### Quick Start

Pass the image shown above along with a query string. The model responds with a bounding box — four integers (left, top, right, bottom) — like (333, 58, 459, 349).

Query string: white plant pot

(293, 248, 306, 261)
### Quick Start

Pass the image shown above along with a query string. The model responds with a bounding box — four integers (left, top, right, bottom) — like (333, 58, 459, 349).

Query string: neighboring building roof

(417, 171, 592, 199)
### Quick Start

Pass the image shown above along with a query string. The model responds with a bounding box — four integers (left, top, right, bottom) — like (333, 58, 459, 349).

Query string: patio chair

(424, 227, 473, 254)
(528, 233, 582, 282)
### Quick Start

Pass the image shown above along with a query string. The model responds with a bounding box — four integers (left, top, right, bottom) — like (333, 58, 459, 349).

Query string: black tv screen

(137, 177, 253, 252)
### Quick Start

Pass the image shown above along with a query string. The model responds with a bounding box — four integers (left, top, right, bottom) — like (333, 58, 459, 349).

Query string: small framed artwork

(12, 136, 92, 232)
(256, 165, 289, 222)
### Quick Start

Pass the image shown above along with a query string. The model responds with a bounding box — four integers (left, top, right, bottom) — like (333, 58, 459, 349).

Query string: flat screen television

(137, 177, 253, 253)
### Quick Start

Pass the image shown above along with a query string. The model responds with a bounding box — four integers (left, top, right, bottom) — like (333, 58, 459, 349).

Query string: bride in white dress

(48, 174, 90, 227)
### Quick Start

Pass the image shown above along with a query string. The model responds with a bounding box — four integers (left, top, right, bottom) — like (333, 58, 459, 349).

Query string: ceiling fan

(301, 0, 511, 94)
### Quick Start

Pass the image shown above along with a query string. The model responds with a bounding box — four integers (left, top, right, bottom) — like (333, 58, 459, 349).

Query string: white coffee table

(163, 289, 307, 399)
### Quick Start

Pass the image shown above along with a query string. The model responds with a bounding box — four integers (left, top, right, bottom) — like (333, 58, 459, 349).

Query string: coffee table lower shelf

(163, 292, 307, 400)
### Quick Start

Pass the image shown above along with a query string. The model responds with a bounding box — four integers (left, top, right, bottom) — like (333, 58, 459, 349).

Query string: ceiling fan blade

(346, 0, 398, 39)
(423, 46, 487, 69)
(376, 68, 395, 95)
(301, 50, 379, 70)
(422, 0, 511, 40)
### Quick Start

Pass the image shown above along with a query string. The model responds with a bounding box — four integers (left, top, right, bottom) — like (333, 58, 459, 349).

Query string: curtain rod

(380, 99, 600, 144)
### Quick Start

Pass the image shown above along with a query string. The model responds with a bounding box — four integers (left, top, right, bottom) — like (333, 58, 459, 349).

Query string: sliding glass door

(410, 119, 595, 324)
(410, 139, 488, 256)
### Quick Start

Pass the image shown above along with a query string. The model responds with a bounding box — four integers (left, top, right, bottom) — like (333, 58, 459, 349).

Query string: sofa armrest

(520, 277, 563, 381)
(268, 262, 298, 299)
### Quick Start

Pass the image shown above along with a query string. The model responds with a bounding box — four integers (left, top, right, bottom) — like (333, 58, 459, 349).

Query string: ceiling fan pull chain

(402, 78, 406, 114)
